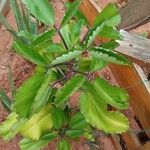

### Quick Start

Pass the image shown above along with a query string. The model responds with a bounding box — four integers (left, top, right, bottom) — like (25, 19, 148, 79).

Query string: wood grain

(116, 30, 150, 65)
(118, 0, 150, 30)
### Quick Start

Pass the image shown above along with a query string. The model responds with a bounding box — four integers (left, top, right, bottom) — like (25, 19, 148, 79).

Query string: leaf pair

(54, 75, 86, 107)
(84, 3, 122, 48)
(80, 79, 129, 133)
(51, 107, 68, 129)
(66, 113, 89, 139)
(32, 70, 57, 113)
(60, 20, 83, 50)
(13, 67, 57, 117)
(56, 113, 89, 150)
(61, 0, 81, 27)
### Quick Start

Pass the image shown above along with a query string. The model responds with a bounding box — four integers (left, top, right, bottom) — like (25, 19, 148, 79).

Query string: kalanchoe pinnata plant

(0, 0, 131, 149)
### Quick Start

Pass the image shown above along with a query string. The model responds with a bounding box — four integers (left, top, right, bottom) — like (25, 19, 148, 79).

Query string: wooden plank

(122, 132, 141, 150)
(69, 0, 150, 148)
(134, 64, 150, 94)
(116, 30, 150, 65)
(118, 0, 150, 30)
(109, 64, 150, 138)
(142, 142, 150, 150)
(110, 135, 122, 150)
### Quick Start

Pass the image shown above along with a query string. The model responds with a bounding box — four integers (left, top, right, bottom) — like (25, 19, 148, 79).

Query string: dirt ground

(0, 0, 149, 150)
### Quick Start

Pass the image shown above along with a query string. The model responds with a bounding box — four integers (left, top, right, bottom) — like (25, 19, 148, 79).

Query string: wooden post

(109, 64, 150, 138)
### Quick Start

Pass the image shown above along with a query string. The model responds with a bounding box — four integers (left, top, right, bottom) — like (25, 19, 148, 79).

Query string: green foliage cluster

(0, 0, 131, 149)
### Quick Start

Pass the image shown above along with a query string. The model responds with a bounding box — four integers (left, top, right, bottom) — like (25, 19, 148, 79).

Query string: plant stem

(54, 24, 69, 51)
(56, 66, 66, 77)
(73, 69, 88, 76)
(51, 78, 66, 87)
(51, 63, 67, 68)
(81, 28, 90, 44)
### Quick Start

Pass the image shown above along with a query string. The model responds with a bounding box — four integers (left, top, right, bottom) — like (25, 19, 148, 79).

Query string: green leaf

(79, 57, 91, 72)
(78, 53, 106, 73)
(13, 69, 45, 117)
(33, 40, 53, 57)
(93, 78, 129, 109)
(90, 57, 107, 71)
(11, 119, 27, 135)
(0, 112, 18, 140)
(13, 39, 48, 65)
(69, 113, 88, 130)
(18, 31, 36, 44)
(80, 90, 129, 134)
(20, 6, 35, 34)
(60, 20, 83, 49)
(85, 23, 105, 48)
(60, 24, 72, 49)
(51, 51, 82, 66)
(10, 0, 25, 32)
(31, 29, 55, 47)
(75, 10, 89, 26)
(99, 25, 123, 40)
(51, 107, 66, 129)
(61, 0, 81, 27)
(94, 3, 121, 27)
(65, 130, 83, 139)
(84, 3, 121, 48)
(100, 41, 119, 50)
(20, 105, 53, 140)
(22, 0, 55, 26)
(54, 75, 86, 107)
(57, 139, 71, 150)
(20, 132, 58, 150)
(90, 47, 131, 65)
(32, 70, 56, 113)
(0, 89, 11, 112)
(70, 20, 83, 45)
(46, 43, 66, 54)
(48, 87, 58, 103)
(65, 2, 89, 26)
